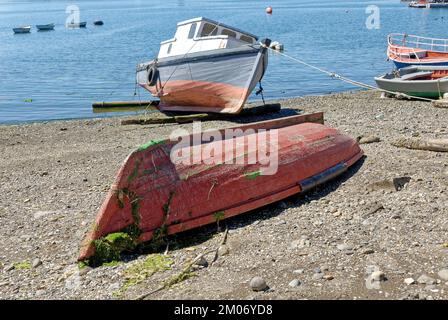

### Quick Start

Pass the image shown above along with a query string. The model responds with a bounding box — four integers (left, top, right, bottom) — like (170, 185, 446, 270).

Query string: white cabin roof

(177, 17, 259, 41)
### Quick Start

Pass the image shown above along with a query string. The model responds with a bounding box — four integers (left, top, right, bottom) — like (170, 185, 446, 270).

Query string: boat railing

(388, 33, 448, 54)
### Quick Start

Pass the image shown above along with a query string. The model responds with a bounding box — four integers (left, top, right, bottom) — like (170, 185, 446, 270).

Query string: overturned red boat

(79, 113, 363, 262)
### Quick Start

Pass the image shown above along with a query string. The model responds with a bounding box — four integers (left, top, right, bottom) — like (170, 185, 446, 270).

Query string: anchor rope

(264, 46, 435, 102)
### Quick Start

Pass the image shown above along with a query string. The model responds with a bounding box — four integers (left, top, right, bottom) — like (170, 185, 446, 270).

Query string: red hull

(79, 113, 363, 261)
(142, 80, 249, 113)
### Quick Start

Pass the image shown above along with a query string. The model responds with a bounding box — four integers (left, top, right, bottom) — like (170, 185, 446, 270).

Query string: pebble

(32, 258, 42, 268)
(370, 271, 386, 282)
(404, 278, 415, 285)
(218, 245, 230, 256)
(250, 277, 268, 291)
(35, 289, 45, 296)
(312, 273, 323, 281)
(417, 274, 436, 285)
(4, 264, 14, 271)
(437, 269, 448, 281)
(288, 279, 301, 287)
(293, 269, 304, 274)
(337, 243, 354, 255)
(362, 248, 375, 255)
(323, 275, 334, 281)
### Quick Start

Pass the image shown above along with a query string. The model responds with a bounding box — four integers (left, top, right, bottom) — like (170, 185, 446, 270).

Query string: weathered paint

(79, 113, 363, 261)
(137, 44, 268, 114)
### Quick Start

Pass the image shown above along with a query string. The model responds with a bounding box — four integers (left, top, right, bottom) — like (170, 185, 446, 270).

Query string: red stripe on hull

(141, 80, 249, 114)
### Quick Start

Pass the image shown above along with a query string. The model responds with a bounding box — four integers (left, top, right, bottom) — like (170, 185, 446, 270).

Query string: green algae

(136, 139, 165, 152)
(88, 232, 137, 267)
(244, 170, 261, 180)
(120, 254, 173, 293)
(14, 261, 31, 270)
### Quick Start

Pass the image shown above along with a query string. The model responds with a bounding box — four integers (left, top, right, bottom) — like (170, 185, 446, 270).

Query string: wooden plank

(92, 101, 159, 108)
(121, 103, 285, 125)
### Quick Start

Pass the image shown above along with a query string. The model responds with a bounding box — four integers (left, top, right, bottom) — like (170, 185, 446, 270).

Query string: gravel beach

(1, 90, 447, 300)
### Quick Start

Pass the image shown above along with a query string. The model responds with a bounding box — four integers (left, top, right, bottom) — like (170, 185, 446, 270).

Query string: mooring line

(265, 46, 435, 102)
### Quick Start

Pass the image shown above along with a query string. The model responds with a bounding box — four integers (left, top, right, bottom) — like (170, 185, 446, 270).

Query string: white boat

(66, 21, 87, 28)
(136, 17, 270, 114)
(36, 23, 55, 31)
(13, 26, 31, 34)
(375, 65, 448, 99)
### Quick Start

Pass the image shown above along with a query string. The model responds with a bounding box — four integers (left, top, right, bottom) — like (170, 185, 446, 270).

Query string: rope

(264, 46, 435, 102)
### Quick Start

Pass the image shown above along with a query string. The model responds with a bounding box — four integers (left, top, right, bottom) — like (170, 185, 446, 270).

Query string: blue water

(1, 0, 447, 123)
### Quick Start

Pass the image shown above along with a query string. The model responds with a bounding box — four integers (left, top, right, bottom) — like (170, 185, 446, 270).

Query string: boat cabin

(158, 17, 259, 59)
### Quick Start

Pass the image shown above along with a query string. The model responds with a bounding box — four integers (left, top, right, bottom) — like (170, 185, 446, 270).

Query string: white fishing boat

(136, 17, 270, 114)
(375, 65, 448, 99)
(66, 21, 87, 28)
(36, 23, 55, 31)
(13, 26, 31, 34)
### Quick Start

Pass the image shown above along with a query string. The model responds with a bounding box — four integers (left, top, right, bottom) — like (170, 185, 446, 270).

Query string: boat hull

(137, 45, 268, 114)
(78, 113, 363, 261)
(388, 34, 448, 68)
(36, 24, 55, 31)
(375, 66, 448, 98)
(13, 27, 31, 34)
(392, 59, 448, 69)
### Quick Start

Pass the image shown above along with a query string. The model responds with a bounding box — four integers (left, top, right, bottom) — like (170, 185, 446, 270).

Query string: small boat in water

(409, 0, 448, 8)
(375, 65, 448, 99)
(388, 33, 448, 68)
(93, 20, 104, 26)
(66, 21, 87, 28)
(36, 23, 55, 31)
(409, 0, 428, 8)
(136, 17, 270, 114)
(78, 113, 363, 263)
(13, 26, 31, 34)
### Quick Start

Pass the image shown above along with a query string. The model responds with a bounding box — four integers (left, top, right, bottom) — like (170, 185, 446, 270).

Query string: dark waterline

(1, 0, 447, 124)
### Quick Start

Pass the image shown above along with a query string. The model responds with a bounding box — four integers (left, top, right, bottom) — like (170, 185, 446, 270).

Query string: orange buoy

(266, 6, 273, 14)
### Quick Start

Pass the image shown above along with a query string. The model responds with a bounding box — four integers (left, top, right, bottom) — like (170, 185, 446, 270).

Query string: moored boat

(36, 23, 55, 31)
(375, 65, 448, 99)
(66, 21, 87, 28)
(409, 0, 429, 8)
(13, 26, 31, 34)
(388, 33, 448, 68)
(93, 20, 104, 26)
(136, 17, 270, 114)
(78, 113, 364, 263)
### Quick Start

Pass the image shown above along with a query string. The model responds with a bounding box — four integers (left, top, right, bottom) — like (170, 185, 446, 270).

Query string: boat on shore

(375, 65, 448, 99)
(78, 113, 364, 263)
(13, 26, 31, 34)
(136, 17, 270, 114)
(388, 33, 448, 68)
(36, 23, 55, 31)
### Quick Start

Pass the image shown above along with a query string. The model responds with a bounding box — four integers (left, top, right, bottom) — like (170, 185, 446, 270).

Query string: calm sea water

(1, 0, 447, 123)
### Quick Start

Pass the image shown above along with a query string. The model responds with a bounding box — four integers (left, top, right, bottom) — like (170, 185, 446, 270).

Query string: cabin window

(239, 35, 254, 44)
(167, 43, 172, 54)
(188, 23, 197, 39)
(201, 23, 218, 37)
(221, 29, 237, 38)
